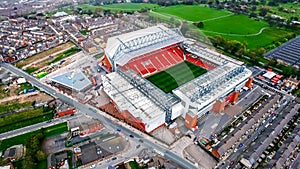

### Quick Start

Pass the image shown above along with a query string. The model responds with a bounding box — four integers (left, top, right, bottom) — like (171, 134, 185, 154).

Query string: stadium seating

(185, 54, 216, 70)
(122, 44, 185, 77)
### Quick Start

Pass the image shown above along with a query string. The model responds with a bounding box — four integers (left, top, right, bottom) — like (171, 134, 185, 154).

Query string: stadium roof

(105, 25, 185, 67)
(173, 62, 252, 117)
(183, 43, 244, 66)
(102, 69, 178, 131)
(265, 36, 300, 67)
(184, 44, 227, 66)
(51, 70, 92, 92)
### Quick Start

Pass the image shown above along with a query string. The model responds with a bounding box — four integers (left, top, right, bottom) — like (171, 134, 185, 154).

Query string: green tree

(282, 66, 293, 75)
(259, 6, 270, 16)
(21, 156, 36, 169)
(36, 150, 46, 161)
(197, 21, 204, 28)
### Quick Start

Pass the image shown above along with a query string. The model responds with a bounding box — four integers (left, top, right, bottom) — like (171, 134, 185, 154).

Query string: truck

(54, 108, 76, 118)
(91, 76, 97, 86)
(28, 88, 35, 93)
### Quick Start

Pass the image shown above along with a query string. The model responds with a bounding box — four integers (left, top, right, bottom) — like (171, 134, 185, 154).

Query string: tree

(197, 21, 204, 28)
(259, 6, 270, 16)
(22, 156, 36, 169)
(36, 150, 46, 161)
(260, 0, 266, 5)
(249, 12, 257, 18)
(282, 66, 293, 75)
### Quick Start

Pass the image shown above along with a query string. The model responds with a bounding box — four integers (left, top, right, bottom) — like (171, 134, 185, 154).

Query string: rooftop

(265, 36, 300, 67)
(173, 62, 252, 116)
(51, 70, 92, 92)
(105, 25, 185, 66)
(102, 69, 178, 131)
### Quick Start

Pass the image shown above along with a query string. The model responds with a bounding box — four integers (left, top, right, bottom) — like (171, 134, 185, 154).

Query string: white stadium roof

(173, 62, 252, 117)
(102, 69, 179, 132)
(105, 25, 185, 67)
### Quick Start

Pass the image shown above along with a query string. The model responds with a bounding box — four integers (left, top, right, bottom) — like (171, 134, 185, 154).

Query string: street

(0, 63, 198, 169)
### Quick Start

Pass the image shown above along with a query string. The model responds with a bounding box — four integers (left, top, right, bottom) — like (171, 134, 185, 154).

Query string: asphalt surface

(1, 63, 198, 169)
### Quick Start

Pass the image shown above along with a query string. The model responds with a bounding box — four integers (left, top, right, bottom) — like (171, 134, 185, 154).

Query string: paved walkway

(202, 27, 269, 36)
(202, 13, 234, 22)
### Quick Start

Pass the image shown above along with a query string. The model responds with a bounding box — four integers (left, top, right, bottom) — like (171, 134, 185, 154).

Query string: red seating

(185, 55, 217, 70)
(122, 44, 185, 77)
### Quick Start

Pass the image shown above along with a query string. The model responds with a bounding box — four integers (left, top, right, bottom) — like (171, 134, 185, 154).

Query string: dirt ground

(18, 92, 53, 103)
(16, 42, 74, 68)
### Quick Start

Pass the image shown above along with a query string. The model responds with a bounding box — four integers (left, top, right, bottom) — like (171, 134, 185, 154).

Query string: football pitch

(147, 61, 207, 93)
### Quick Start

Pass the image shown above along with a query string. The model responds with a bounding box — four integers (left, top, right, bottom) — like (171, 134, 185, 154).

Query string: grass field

(0, 122, 68, 151)
(16, 42, 75, 68)
(43, 122, 69, 138)
(147, 61, 207, 93)
(0, 101, 32, 114)
(151, 5, 296, 49)
(79, 3, 159, 12)
(201, 15, 268, 35)
(14, 82, 36, 95)
(25, 46, 80, 73)
(0, 106, 54, 134)
(154, 5, 232, 22)
(217, 28, 295, 49)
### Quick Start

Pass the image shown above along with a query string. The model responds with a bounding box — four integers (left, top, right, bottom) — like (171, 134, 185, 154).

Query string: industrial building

(101, 25, 253, 133)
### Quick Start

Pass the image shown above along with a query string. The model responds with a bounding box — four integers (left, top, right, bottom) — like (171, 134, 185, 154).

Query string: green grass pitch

(154, 5, 231, 22)
(147, 61, 207, 93)
(153, 5, 296, 50)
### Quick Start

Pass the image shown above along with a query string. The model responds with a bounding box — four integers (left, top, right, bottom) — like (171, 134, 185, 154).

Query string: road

(0, 113, 81, 140)
(0, 63, 198, 169)
(219, 96, 291, 168)
(81, 137, 143, 169)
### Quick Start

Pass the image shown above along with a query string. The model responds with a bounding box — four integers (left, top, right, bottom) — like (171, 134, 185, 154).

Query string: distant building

(0, 165, 11, 169)
(16, 77, 26, 84)
(53, 12, 68, 18)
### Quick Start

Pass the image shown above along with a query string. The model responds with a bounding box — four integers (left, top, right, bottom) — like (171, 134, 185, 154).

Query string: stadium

(101, 25, 253, 133)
